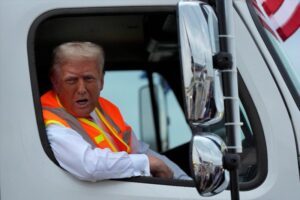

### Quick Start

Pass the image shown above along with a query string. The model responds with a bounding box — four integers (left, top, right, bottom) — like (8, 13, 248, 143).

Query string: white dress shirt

(46, 110, 191, 181)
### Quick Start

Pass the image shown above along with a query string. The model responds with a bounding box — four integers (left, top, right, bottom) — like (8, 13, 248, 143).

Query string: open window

(28, 6, 266, 189)
(29, 7, 193, 186)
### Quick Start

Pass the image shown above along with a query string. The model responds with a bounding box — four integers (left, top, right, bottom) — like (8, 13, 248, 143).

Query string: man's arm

(147, 155, 173, 178)
(130, 131, 191, 180)
(47, 124, 150, 181)
(146, 149, 192, 180)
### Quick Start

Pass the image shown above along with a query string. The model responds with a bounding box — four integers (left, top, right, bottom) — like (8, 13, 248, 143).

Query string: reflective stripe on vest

(95, 107, 130, 153)
(43, 107, 95, 146)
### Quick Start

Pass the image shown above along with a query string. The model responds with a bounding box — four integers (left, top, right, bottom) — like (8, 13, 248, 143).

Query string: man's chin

(72, 108, 93, 118)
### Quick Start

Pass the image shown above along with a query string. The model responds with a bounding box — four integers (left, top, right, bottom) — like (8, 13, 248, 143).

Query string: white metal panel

(236, 0, 300, 162)
(0, 1, 219, 200)
(1, 0, 298, 199)
(234, 1, 300, 199)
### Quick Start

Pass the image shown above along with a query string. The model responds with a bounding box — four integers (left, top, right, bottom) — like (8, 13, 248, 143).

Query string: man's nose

(77, 79, 87, 95)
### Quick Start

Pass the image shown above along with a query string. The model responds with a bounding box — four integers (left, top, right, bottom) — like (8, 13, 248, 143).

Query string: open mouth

(76, 99, 89, 106)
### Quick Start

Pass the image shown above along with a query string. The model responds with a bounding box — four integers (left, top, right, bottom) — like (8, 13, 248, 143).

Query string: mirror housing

(178, 0, 223, 127)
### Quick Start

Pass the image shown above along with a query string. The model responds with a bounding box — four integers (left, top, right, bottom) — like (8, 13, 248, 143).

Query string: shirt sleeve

(46, 124, 151, 182)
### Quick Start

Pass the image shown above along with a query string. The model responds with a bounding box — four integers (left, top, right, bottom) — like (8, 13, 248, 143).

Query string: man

(41, 41, 190, 181)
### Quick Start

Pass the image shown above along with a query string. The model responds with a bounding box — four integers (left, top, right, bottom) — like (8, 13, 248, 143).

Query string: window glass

(152, 73, 192, 149)
(102, 71, 148, 139)
(102, 70, 192, 150)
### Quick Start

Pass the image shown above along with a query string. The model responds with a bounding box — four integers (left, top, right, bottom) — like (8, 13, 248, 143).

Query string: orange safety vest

(41, 90, 132, 153)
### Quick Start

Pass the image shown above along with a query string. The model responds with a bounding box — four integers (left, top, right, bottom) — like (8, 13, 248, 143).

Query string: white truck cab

(0, 0, 299, 199)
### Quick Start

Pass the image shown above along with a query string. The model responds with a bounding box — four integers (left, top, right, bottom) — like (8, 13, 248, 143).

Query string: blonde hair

(51, 41, 104, 76)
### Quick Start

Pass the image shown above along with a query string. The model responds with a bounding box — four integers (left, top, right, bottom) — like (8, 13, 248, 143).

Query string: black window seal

(238, 73, 268, 190)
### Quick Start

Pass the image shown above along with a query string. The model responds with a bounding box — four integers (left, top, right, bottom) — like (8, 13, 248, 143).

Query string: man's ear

(51, 75, 59, 93)
(99, 73, 104, 91)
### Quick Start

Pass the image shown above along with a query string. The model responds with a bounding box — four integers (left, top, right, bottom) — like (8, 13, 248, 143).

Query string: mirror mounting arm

(223, 153, 240, 171)
(223, 153, 241, 200)
(213, 52, 233, 70)
(215, 0, 241, 199)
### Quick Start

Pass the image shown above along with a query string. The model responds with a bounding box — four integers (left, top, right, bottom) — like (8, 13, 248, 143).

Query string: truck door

(2, 0, 291, 199)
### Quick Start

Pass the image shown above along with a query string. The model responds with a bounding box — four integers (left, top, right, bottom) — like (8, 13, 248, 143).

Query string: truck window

(31, 9, 196, 186)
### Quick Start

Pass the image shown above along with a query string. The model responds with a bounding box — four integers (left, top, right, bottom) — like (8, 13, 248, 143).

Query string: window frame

(237, 73, 268, 190)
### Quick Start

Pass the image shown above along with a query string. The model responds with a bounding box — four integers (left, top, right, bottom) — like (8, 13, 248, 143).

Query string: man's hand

(147, 155, 173, 179)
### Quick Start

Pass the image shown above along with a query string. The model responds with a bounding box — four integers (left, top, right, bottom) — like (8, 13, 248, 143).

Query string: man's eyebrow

(64, 75, 78, 80)
(83, 74, 96, 77)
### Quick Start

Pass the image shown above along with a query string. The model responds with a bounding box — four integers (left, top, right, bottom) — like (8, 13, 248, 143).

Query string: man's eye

(65, 79, 76, 84)
(85, 76, 95, 82)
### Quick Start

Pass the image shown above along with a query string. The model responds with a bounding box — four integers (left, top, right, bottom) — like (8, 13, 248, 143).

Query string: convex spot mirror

(191, 134, 229, 196)
(178, 0, 224, 127)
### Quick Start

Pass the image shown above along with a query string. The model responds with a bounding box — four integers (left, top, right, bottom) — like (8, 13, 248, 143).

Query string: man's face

(52, 58, 103, 118)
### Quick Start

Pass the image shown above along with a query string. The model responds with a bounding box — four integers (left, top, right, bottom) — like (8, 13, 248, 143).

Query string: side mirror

(178, 0, 223, 127)
(178, 0, 229, 196)
(191, 134, 229, 196)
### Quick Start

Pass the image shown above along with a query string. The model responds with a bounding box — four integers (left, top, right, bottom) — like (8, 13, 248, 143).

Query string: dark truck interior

(29, 5, 264, 189)
(34, 8, 182, 101)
